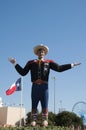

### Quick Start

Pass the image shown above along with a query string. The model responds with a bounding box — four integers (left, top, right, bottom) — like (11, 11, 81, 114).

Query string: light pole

(59, 100, 62, 112)
(52, 76, 56, 114)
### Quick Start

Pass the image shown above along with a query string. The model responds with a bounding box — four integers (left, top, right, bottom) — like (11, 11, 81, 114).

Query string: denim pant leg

(40, 83, 48, 109)
(31, 83, 48, 109)
(31, 83, 48, 121)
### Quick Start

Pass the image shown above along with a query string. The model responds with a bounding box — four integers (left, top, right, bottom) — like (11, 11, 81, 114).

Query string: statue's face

(37, 49, 45, 59)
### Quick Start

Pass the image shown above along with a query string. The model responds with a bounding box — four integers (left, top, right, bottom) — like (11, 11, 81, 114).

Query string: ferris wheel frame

(72, 101, 86, 112)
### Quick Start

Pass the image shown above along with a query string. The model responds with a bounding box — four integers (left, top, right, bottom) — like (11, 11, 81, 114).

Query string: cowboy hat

(33, 44, 49, 55)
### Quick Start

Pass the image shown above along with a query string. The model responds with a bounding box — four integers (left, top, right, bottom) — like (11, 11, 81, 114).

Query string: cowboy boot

(42, 109, 48, 127)
(31, 109, 37, 126)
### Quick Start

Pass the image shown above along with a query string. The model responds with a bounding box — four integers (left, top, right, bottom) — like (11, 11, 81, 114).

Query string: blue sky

(0, 0, 86, 115)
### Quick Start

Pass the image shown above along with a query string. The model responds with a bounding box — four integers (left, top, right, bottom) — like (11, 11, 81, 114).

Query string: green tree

(25, 112, 31, 125)
(48, 112, 56, 126)
(25, 111, 56, 126)
(55, 111, 84, 129)
(26, 110, 84, 129)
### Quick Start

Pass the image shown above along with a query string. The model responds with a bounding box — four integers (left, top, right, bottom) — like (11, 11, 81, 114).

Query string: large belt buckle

(38, 83, 41, 85)
(37, 81, 43, 85)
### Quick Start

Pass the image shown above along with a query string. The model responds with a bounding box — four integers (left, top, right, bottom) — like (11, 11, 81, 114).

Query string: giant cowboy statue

(8, 44, 81, 127)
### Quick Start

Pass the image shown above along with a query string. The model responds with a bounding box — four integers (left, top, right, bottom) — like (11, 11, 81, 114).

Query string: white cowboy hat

(33, 44, 49, 55)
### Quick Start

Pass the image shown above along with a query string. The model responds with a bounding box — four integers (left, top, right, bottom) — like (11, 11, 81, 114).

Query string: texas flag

(6, 78, 21, 95)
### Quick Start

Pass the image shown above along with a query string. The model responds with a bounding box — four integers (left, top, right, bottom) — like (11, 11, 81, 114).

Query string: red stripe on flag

(6, 83, 16, 95)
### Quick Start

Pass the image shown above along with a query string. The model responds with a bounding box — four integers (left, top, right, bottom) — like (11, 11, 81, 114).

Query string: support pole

(52, 76, 56, 114)
(20, 77, 23, 127)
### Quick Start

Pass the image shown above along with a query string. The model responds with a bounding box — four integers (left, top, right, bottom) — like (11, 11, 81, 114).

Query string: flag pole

(20, 76, 23, 127)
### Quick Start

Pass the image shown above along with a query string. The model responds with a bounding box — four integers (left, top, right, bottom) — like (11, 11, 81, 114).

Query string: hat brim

(33, 45, 49, 55)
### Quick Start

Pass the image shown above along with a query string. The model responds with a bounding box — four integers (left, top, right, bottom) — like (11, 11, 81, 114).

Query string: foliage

(25, 111, 56, 126)
(48, 112, 56, 126)
(26, 112, 31, 125)
(55, 111, 84, 129)
(0, 126, 73, 130)
(25, 111, 84, 129)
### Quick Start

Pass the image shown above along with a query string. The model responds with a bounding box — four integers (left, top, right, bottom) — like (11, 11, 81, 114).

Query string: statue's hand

(8, 57, 16, 64)
(73, 62, 81, 66)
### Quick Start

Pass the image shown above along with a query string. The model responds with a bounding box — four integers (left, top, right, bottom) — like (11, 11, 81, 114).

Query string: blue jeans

(31, 83, 48, 110)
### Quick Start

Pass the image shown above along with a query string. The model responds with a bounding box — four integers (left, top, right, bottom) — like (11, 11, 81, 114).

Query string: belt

(33, 79, 48, 85)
